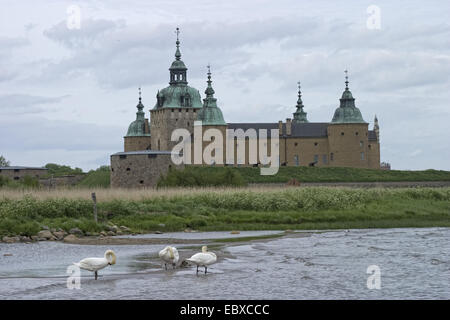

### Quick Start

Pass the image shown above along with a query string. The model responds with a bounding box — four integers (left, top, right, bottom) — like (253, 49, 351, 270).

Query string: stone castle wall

(110, 151, 184, 188)
(0, 168, 48, 180)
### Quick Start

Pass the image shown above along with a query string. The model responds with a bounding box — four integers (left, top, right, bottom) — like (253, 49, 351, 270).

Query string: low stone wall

(39, 174, 85, 187)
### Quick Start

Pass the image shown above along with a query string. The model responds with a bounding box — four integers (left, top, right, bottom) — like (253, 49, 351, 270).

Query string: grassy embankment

(79, 166, 450, 188)
(1, 187, 449, 237)
(177, 166, 450, 184)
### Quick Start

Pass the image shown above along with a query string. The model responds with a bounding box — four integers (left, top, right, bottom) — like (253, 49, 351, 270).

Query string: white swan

(74, 249, 116, 280)
(159, 246, 179, 270)
(186, 246, 217, 274)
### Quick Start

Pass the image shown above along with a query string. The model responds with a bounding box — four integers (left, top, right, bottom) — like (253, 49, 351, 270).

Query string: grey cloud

(0, 115, 122, 152)
(0, 94, 68, 115)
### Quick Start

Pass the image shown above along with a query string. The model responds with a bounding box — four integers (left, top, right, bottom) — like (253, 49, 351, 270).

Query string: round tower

(327, 71, 369, 168)
(150, 27, 203, 151)
(124, 87, 151, 152)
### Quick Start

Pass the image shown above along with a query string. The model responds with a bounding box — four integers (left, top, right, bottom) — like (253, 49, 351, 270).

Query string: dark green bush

(157, 166, 247, 188)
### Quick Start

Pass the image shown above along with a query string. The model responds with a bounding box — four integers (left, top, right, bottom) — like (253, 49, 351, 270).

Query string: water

(0, 228, 448, 299)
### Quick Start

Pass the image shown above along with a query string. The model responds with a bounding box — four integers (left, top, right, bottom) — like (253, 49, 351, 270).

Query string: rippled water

(0, 228, 448, 299)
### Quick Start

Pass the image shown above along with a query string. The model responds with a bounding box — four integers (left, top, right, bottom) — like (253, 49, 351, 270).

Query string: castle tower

(327, 70, 369, 168)
(124, 88, 151, 152)
(197, 65, 227, 165)
(150, 27, 203, 151)
(292, 81, 308, 123)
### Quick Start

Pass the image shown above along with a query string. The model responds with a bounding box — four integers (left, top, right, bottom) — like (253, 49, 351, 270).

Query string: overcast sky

(0, 0, 449, 171)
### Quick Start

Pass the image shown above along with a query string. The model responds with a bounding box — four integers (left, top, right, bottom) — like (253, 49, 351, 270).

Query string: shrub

(157, 167, 247, 188)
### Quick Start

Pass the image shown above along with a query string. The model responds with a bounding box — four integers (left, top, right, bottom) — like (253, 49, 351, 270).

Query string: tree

(0, 155, 10, 167)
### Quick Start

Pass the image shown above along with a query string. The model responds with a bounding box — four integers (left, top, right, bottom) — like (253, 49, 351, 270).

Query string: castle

(110, 28, 380, 188)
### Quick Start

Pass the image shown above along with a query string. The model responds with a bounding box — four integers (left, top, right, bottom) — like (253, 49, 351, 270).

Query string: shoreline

(1, 187, 449, 243)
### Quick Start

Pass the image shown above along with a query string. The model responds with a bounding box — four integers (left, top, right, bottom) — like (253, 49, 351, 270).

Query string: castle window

(294, 142, 298, 146)
(126, 168, 131, 171)
(14, 177, 20, 180)
(314, 142, 318, 146)
(369, 144, 372, 149)
(14, 169, 20, 172)
(187, 122, 190, 126)
(322, 154, 328, 164)
(139, 180, 144, 184)
(360, 152, 365, 160)
(314, 155, 319, 162)
(119, 155, 127, 159)
(111, 168, 114, 172)
(360, 141, 364, 147)
(330, 153, 334, 161)
(341, 132, 344, 136)
(294, 155, 299, 166)
(355, 132, 359, 136)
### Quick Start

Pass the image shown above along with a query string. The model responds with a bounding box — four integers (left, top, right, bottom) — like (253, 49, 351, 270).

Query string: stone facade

(110, 151, 184, 188)
(124, 136, 152, 152)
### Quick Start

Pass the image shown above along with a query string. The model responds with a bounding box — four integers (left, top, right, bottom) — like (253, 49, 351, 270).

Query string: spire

(374, 114, 380, 141)
(138, 87, 142, 104)
(169, 27, 187, 85)
(296, 81, 304, 108)
(198, 64, 226, 125)
(205, 64, 215, 99)
(345, 69, 349, 90)
(293, 81, 308, 123)
(175, 27, 181, 60)
(136, 87, 144, 116)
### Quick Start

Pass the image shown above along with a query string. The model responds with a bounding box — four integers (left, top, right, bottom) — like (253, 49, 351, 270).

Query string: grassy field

(45, 166, 450, 189)
(185, 166, 450, 184)
(1, 187, 449, 237)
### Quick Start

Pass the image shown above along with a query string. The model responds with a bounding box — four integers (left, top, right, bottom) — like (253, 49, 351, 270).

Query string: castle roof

(197, 66, 226, 125)
(153, 28, 202, 110)
(331, 71, 366, 124)
(126, 88, 151, 137)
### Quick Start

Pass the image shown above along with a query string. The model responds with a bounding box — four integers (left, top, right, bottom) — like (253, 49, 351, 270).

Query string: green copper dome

(154, 85, 202, 109)
(197, 66, 226, 125)
(153, 28, 203, 110)
(331, 72, 365, 123)
(126, 96, 151, 137)
(293, 82, 308, 123)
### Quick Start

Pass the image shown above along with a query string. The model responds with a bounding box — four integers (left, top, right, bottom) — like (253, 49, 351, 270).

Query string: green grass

(1, 187, 449, 237)
(180, 166, 450, 184)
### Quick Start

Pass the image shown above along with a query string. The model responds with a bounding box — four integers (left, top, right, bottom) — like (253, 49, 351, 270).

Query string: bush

(77, 165, 110, 188)
(157, 166, 247, 188)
